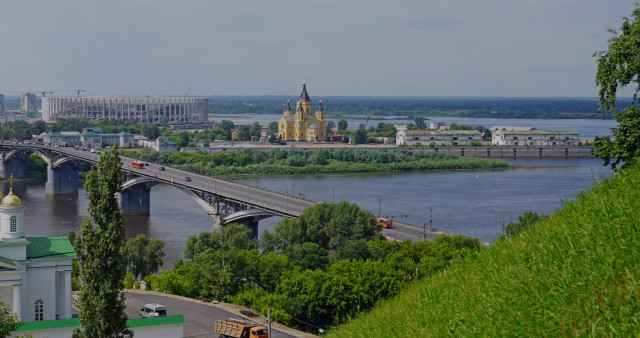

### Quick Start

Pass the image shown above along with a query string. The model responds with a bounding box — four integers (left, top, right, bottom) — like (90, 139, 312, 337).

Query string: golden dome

(1, 188, 21, 206)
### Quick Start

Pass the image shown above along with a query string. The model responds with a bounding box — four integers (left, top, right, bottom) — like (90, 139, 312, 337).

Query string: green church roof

(26, 236, 75, 259)
(14, 315, 185, 332)
(0, 256, 23, 269)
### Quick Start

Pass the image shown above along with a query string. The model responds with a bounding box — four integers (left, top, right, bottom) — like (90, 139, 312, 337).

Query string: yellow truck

(215, 318, 268, 338)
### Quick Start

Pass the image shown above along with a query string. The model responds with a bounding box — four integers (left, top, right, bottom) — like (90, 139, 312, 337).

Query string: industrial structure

(278, 82, 327, 142)
(21, 93, 37, 114)
(41, 96, 208, 124)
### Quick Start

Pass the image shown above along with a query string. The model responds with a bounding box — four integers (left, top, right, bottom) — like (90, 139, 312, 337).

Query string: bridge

(0, 143, 315, 235)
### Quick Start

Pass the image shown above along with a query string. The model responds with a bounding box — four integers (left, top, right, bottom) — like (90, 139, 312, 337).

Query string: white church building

(0, 181, 74, 322)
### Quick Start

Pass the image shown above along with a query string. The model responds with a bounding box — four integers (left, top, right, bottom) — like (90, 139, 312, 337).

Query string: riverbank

(122, 148, 511, 177)
(182, 144, 596, 159)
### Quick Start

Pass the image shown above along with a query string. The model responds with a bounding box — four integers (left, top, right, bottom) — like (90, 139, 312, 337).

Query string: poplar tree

(73, 146, 132, 338)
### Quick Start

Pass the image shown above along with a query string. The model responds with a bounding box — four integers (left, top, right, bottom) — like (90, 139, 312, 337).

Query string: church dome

(1, 189, 21, 206)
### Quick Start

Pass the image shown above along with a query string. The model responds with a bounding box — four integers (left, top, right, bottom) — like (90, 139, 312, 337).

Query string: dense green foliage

(503, 211, 547, 237)
(594, 5, 640, 169)
(146, 201, 481, 331)
(330, 160, 640, 337)
(122, 148, 510, 177)
(184, 223, 256, 259)
(0, 300, 22, 336)
(73, 146, 132, 338)
(123, 234, 165, 279)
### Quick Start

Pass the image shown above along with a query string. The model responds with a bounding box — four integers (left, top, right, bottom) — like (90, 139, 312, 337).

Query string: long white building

(42, 96, 208, 124)
(492, 129, 580, 146)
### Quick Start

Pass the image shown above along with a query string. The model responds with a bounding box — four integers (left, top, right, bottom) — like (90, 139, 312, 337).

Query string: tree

(141, 123, 160, 139)
(414, 117, 426, 129)
(123, 234, 165, 279)
(337, 119, 348, 131)
(73, 146, 132, 338)
(218, 120, 235, 139)
(353, 125, 368, 144)
(0, 300, 22, 336)
(594, 6, 640, 169)
(326, 121, 336, 135)
(285, 242, 329, 270)
(268, 121, 279, 132)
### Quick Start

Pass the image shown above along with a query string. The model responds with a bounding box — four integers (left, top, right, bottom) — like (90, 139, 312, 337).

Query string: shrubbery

(144, 202, 481, 331)
(122, 148, 510, 177)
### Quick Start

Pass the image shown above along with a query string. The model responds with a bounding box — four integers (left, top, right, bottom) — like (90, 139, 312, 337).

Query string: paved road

(123, 291, 299, 338)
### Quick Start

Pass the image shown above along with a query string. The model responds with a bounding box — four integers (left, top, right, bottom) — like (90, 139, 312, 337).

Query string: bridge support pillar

(211, 214, 224, 232)
(0, 156, 27, 179)
(120, 184, 150, 216)
(45, 163, 79, 195)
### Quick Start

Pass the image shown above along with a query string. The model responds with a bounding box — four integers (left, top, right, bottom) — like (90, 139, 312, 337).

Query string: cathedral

(0, 178, 74, 322)
(278, 82, 326, 142)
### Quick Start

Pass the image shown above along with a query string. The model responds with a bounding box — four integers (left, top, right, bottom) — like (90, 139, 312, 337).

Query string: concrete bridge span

(0, 143, 314, 231)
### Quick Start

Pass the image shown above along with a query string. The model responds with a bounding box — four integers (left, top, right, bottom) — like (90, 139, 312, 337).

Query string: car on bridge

(184, 176, 191, 182)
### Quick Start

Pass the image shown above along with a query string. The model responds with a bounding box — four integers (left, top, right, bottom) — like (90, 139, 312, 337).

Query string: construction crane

(74, 89, 86, 97)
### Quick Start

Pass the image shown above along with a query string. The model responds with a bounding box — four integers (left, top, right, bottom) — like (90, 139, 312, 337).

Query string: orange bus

(132, 162, 144, 169)
(377, 218, 393, 228)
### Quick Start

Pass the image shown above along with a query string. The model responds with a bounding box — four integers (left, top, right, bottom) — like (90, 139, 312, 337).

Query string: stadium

(42, 96, 208, 124)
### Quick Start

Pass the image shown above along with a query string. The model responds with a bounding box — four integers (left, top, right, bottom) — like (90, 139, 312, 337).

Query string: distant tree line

(206, 96, 626, 119)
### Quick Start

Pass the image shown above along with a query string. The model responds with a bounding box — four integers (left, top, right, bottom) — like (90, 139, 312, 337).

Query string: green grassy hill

(330, 162, 640, 336)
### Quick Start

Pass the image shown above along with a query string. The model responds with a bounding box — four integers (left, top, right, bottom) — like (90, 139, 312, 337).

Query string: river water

(6, 157, 612, 269)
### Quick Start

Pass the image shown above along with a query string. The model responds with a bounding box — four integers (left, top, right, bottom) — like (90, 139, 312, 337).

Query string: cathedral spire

(317, 99, 325, 112)
(285, 99, 292, 112)
(299, 81, 311, 102)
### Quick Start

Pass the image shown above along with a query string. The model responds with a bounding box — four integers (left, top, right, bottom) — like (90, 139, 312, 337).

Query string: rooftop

(497, 130, 579, 135)
(406, 130, 482, 135)
(14, 315, 185, 332)
(26, 236, 75, 259)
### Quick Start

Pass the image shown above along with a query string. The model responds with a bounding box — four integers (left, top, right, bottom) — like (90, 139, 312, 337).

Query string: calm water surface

(7, 157, 612, 269)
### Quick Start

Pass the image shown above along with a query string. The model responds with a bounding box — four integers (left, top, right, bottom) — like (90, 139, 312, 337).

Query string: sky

(0, 1, 637, 97)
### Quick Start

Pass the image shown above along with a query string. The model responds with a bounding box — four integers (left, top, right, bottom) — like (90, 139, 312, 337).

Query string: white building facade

(492, 130, 580, 146)
(395, 125, 483, 146)
(0, 185, 74, 323)
(42, 96, 208, 124)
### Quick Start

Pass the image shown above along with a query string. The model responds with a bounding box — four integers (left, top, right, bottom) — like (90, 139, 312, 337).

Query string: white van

(140, 303, 167, 318)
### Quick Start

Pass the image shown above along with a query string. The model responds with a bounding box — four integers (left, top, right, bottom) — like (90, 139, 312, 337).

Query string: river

(6, 156, 612, 269)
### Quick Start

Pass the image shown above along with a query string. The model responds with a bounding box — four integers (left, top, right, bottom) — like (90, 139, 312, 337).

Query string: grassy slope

(330, 162, 640, 337)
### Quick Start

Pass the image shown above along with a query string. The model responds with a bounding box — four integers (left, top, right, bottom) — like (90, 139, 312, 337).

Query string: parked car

(184, 176, 191, 182)
(140, 303, 167, 318)
(159, 166, 165, 171)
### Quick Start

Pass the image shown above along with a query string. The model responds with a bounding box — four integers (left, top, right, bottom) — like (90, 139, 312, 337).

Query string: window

(429, 137, 435, 140)
(35, 299, 43, 321)
(10, 216, 16, 233)
(468, 137, 472, 140)
(528, 137, 532, 140)
(513, 137, 518, 140)
(453, 137, 458, 140)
